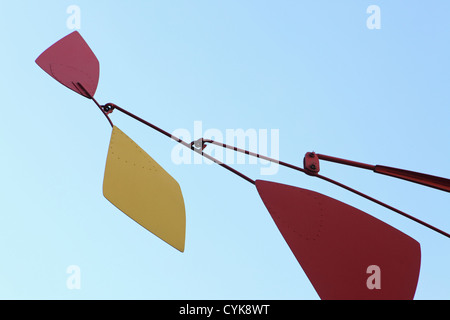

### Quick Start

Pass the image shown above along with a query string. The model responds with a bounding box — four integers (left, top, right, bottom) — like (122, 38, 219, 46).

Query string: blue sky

(0, 1, 449, 299)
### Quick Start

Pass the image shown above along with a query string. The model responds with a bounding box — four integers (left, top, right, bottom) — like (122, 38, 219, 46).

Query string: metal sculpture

(36, 31, 449, 300)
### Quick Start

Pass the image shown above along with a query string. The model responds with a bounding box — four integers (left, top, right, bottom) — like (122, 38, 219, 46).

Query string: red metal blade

(35, 31, 99, 98)
(255, 180, 421, 300)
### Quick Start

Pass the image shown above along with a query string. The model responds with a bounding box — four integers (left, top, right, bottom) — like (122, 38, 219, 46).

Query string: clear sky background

(0, 1, 449, 299)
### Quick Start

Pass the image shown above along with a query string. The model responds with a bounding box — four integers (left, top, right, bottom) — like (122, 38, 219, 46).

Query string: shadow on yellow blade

(103, 126, 186, 252)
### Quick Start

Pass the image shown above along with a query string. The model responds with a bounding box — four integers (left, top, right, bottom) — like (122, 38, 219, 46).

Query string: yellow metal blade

(103, 126, 186, 252)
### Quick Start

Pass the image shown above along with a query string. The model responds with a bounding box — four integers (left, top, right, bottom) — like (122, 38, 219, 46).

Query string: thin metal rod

(105, 103, 255, 185)
(200, 139, 307, 174)
(315, 173, 450, 239)
(75, 82, 113, 128)
(82, 95, 448, 238)
(200, 139, 450, 239)
(110, 104, 187, 146)
(317, 153, 375, 170)
(91, 96, 114, 128)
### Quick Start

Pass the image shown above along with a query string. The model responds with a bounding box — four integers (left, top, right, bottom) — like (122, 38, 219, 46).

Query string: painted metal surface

(103, 126, 186, 252)
(35, 31, 450, 300)
(255, 179, 421, 300)
(35, 31, 99, 98)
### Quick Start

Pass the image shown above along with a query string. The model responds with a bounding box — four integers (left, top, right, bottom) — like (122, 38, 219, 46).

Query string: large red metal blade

(255, 180, 421, 300)
(35, 31, 99, 98)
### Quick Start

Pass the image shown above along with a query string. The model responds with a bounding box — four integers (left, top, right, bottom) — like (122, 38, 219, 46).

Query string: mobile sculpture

(36, 31, 450, 300)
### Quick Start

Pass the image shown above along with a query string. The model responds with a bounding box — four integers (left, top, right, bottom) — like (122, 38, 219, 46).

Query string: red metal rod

(199, 139, 307, 174)
(200, 140, 449, 238)
(71, 84, 255, 185)
(317, 153, 450, 193)
(317, 153, 375, 170)
(81, 91, 449, 238)
(75, 82, 113, 128)
(73, 85, 254, 184)
(374, 165, 450, 193)
(103, 103, 255, 185)
(107, 103, 189, 147)
(315, 173, 450, 239)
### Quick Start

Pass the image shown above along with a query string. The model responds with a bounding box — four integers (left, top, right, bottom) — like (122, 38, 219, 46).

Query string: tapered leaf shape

(255, 180, 421, 300)
(35, 31, 99, 98)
